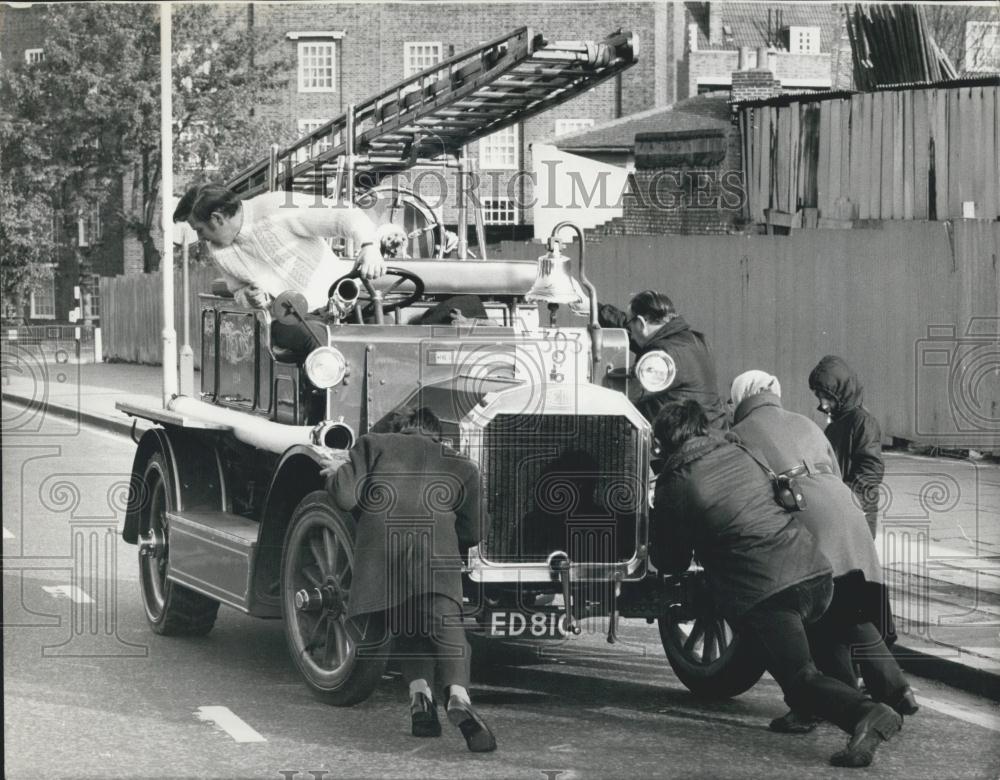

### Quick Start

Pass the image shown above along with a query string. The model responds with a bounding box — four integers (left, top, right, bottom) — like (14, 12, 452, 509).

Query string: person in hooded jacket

(651, 400, 903, 768)
(598, 290, 726, 430)
(808, 356, 885, 538)
(728, 370, 918, 734)
(322, 407, 497, 753)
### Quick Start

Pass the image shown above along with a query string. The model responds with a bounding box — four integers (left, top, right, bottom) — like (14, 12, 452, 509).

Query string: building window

(30, 273, 56, 320)
(297, 40, 336, 92)
(78, 205, 103, 247)
(296, 119, 333, 162)
(554, 118, 595, 137)
(483, 197, 516, 225)
(404, 42, 443, 78)
(87, 283, 100, 319)
(787, 26, 821, 54)
(965, 21, 1000, 72)
(24, 48, 44, 64)
(479, 125, 518, 170)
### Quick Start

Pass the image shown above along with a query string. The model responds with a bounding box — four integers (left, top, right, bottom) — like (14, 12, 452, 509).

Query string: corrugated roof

(688, 1, 843, 53)
(553, 93, 733, 152)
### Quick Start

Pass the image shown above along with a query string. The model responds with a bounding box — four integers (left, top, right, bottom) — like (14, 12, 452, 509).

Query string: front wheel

(280, 491, 386, 706)
(658, 576, 764, 698)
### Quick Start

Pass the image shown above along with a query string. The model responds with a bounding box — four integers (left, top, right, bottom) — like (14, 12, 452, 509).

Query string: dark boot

(887, 686, 919, 716)
(446, 694, 497, 753)
(830, 702, 902, 768)
(769, 710, 821, 734)
(410, 691, 441, 738)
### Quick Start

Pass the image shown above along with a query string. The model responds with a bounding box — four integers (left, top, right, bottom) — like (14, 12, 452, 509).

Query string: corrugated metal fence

(503, 221, 1000, 449)
(739, 84, 1000, 224)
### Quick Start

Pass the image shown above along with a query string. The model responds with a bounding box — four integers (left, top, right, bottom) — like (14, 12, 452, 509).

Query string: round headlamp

(635, 350, 676, 393)
(304, 347, 348, 389)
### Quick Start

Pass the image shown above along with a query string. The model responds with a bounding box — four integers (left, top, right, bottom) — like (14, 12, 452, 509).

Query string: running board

(166, 511, 260, 613)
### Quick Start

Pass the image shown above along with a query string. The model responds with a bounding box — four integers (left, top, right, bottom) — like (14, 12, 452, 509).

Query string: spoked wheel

(138, 454, 219, 636)
(658, 574, 764, 698)
(281, 491, 386, 706)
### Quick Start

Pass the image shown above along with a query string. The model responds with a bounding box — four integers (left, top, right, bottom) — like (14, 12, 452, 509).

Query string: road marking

(195, 706, 266, 743)
(918, 695, 1000, 732)
(42, 585, 94, 604)
(3, 527, 13, 539)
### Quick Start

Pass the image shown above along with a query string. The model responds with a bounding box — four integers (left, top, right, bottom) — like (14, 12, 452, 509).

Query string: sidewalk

(3, 358, 999, 700)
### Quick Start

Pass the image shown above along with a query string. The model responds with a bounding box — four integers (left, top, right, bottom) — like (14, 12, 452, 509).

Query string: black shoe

(410, 692, 441, 738)
(446, 696, 497, 753)
(769, 710, 821, 734)
(888, 686, 919, 716)
(830, 703, 902, 768)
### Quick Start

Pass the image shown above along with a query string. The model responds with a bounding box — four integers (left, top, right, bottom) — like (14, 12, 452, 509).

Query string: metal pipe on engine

(326, 277, 361, 322)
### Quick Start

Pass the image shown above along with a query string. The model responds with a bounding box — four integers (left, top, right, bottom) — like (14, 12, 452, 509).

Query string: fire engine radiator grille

(481, 414, 641, 563)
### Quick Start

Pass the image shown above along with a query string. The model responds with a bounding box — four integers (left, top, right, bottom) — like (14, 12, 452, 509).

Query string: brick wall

(249, 2, 665, 229)
(730, 70, 781, 103)
(619, 124, 743, 235)
(687, 49, 833, 94)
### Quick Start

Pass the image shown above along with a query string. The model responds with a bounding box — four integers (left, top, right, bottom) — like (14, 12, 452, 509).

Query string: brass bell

(525, 238, 586, 305)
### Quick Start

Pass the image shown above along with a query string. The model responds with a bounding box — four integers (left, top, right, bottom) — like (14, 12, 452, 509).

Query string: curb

(2, 390, 144, 439)
(893, 641, 1000, 702)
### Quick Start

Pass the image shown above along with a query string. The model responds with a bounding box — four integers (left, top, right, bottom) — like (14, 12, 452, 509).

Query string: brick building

(680, 2, 850, 97)
(240, 2, 681, 242)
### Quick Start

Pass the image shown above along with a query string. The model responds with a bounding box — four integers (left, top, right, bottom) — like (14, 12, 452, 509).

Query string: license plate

(488, 611, 568, 639)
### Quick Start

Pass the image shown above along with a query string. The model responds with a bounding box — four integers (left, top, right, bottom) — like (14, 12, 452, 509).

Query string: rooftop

(687, 1, 843, 53)
(552, 92, 733, 154)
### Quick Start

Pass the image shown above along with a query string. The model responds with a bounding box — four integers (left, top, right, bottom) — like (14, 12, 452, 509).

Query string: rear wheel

(281, 491, 386, 706)
(138, 453, 220, 636)
(658, 574, 764, 698)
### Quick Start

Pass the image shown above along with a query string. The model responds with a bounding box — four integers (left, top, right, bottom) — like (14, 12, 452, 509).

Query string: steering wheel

(330, 266, 425, 324)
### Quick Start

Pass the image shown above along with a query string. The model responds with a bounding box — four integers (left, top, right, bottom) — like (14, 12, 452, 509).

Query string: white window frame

(29, 269, 56, 320)
(483, 197, 516, 225)
(965, 21, 1000, 72)
(479, 125, 518, 170)
(404, 42, 443, 78)
(297, 40, 337, 93)
(787, 26, 821, 55)
(24, 48, 44, 64)
(297, 119, 333, 163)
(554, 118, 595, 137)
(87, 283, 100, 319)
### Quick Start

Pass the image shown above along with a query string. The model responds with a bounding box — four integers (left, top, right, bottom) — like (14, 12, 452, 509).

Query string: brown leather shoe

(446, 696, 497, 753)
(410, 692, 441, 738)
(769, 710, 821, 734)
(830, 703, 902, 767)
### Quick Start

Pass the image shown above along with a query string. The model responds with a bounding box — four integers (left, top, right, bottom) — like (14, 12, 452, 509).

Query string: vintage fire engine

(120, 27, 764, 706)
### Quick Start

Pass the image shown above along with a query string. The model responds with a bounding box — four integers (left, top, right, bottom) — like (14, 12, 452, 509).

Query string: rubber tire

(139, 454, 220, 637)
(281, 491, 386, 706)
(658, 603, 765, 699)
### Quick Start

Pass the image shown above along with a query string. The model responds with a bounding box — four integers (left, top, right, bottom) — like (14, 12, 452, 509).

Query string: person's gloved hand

(356, 242, 386, 280)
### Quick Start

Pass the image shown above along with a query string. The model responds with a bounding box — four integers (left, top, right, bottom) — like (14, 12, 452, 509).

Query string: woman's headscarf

(730, 370, 782, 408)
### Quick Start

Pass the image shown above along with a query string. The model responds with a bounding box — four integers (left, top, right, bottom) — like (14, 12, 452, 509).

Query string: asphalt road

(3, 403, 1000, 780)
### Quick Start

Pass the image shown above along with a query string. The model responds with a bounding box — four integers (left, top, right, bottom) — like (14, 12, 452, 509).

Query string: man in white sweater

(173, 184, 386, 353)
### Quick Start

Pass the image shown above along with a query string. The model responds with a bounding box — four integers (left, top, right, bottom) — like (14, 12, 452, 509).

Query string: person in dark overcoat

(323, 407, 496, 752)
(808, 355, 885, 538)
(729, 370, 918, 733)
(598, 290, 726, 429)
(651, 400, 903, 768)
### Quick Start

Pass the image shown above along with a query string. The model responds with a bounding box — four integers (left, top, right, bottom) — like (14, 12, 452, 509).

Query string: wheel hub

(294, 580, 345, 619)
(138, 528, 166, 560)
